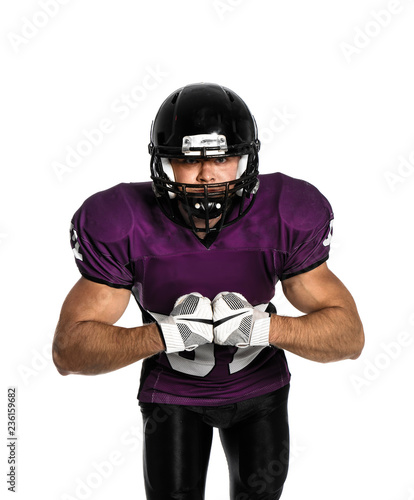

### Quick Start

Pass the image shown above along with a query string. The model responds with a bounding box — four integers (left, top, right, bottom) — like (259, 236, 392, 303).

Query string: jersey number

(166, 344, 265, 377)
(70, 223, 83, 261)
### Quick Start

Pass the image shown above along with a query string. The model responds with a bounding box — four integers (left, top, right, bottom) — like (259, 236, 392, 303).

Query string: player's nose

(197, 160, 216, 183)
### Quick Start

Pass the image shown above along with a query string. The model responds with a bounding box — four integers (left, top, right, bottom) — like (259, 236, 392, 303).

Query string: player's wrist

(250, 314, 271, 346)
(267, 313, 283, 348)
(152, 321, 167, 351)
(158, 319, 186, 353)
(133, 322, 167, 356)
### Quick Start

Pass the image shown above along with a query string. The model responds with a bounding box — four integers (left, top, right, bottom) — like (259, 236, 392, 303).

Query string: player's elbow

(52, 346, 71, 375)
(349, 323, 365, 360)
(52, 330, 75, 376)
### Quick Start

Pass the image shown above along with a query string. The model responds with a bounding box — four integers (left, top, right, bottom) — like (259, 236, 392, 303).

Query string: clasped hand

(150, 292, 271, 353)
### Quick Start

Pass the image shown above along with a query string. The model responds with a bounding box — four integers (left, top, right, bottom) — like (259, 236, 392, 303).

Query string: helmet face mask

(151, 167, 260, 234)
(149, 83, 260, 237)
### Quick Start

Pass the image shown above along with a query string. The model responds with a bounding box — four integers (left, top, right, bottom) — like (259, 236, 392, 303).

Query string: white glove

(150, 293, 213, 353)
(212, 292, 271, 348)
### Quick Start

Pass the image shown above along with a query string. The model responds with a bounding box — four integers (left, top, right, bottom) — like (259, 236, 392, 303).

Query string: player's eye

(214, 157, 227, 164)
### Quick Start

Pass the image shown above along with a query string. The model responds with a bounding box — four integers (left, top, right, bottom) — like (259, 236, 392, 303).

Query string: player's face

(170, 156, 240, 237)
(170, 156, 240, 186)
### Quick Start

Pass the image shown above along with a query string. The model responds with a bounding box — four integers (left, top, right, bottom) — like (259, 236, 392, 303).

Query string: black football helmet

(148, 83, 261, 236)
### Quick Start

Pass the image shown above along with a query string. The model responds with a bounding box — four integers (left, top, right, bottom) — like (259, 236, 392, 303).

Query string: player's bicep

(281, 263, 357, 314)
(57, 277, 131, 329)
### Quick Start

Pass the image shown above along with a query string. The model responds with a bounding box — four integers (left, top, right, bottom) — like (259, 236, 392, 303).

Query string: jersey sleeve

(279, 180, 334, 281)
(69, 188, 134, 289)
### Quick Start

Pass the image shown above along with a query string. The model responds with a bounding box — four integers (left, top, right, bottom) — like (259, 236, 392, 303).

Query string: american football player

(53, 83, 364, 500)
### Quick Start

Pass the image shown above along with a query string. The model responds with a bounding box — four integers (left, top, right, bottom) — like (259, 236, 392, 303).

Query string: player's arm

(270, 263, 364, 363)
(52, 277, 164, 376)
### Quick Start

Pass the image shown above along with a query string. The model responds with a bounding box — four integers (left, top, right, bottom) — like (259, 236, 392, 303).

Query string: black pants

(140, 384, 290, 500)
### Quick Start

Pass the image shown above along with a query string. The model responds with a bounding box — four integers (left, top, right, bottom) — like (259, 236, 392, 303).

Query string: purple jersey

(70, 173, 333, 405)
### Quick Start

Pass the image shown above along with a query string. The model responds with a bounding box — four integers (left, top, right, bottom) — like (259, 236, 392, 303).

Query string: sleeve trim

(81, 273, 133, 290)
(280, 255, 329, 281)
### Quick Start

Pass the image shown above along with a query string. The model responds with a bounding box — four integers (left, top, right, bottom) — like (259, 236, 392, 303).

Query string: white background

(1, 1, 414, 499)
